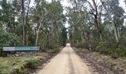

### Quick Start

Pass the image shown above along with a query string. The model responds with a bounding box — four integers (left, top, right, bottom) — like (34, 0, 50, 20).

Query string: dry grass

(75, 48, 126, 74)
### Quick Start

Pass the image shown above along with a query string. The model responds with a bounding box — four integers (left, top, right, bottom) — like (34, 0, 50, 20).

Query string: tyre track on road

(37, 46, 96, 74)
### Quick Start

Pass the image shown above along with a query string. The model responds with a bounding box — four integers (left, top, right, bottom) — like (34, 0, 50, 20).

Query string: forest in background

(0, 0, 67, 53)
(1, 0, 126, 58)
(68, 0, 126, 58)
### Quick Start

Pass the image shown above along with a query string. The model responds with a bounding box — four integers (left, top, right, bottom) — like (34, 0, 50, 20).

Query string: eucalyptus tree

(67, 0, 93, 49)
(100, 0, 125, 42)
(21, 0, 26, 45)
(85, 0, 104, 40)
(32, 0, 48, 46)
(0, 0, 22, 46)
(68, 0, 126, 50)
(31, 0, 66, 49)
(0, 0, 13, 32)
(47, 1, 66, 46)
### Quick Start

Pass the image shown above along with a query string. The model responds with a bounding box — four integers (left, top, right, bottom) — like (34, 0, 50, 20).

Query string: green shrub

(0, 29, 20, 47)
(96, 40, 126, 58)
(75, 41, 88, 49)
(0, 57, 41, 74)
(25, 58, 41, 69)
(45, 44, 60, 54)
(96, 40, 117, 54)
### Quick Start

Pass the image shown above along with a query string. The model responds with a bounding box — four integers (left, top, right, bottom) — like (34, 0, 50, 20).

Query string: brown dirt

(36, 46, 96, 74)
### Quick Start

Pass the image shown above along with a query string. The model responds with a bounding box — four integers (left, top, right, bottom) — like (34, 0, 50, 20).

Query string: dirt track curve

(37, 46, 96, 74)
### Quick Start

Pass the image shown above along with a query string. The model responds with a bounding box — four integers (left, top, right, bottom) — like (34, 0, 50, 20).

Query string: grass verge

(0, 56, 42, 74)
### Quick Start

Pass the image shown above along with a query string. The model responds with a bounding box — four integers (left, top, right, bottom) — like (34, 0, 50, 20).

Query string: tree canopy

(0, 0, 67, 51)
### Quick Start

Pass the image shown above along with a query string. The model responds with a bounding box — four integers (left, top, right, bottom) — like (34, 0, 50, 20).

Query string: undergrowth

(0, 57, 42, 74)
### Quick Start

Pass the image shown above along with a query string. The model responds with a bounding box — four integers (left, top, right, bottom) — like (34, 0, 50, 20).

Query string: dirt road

(37, 46, 95, 74)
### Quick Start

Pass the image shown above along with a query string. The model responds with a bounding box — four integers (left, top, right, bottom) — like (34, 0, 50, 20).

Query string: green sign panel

(3, 47, 39, 51)
(15, 47, 39, 51)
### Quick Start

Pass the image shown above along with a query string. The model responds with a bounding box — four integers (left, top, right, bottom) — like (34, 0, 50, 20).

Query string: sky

(60, 0, 70, 28)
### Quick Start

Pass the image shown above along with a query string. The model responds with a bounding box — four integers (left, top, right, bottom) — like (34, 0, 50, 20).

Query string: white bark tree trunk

(112, 17, 119, 42)
(100, 0, 119, 42)
(35, 18, 44, 46)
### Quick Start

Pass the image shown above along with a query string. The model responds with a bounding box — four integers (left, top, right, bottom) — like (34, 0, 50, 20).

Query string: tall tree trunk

(35, 18, 44, 46)
(100, 0, 119, 42)
(22, 0, 26, 45)
(83, 31, 92, 50)
(36, 29, 39, 46)
(26, 0, 31, 45)
(112, 17, 119, 42)
(92, 0, 103, 40)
